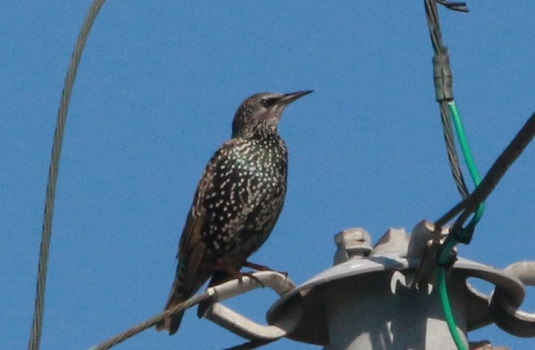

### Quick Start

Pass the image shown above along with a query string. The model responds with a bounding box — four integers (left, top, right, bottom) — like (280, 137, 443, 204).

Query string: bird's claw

(238, 271, 265, 287)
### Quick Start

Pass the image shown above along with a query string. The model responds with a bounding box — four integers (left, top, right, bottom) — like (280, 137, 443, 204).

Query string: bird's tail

(155, 278, 190, 335)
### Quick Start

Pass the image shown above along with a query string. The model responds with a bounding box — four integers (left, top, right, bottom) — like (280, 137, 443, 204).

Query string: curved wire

(435, 109, 535, 350)
(28, 1, 106, 349)
(424, 2, 471, 349)
(436, 110, 535, 229)
(449, 102, 485, 225)
(437, 102, 484, 266)
(449, 111, 535, 234)
(437, 102, 475, 350)
(437, 268, 468, 350)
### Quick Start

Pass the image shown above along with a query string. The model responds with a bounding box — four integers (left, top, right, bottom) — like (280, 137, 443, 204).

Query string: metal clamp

(203, 271, 298, 340)
(490, 261, 535, 337)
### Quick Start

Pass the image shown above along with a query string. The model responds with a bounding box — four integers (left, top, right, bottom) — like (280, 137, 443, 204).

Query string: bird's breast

(201, 137, 288, 258)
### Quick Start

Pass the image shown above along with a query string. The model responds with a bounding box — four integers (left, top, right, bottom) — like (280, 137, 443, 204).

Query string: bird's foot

(243, 261, 288, 278)
(210, 259, 265, 286)
(238, 271, 265, 288)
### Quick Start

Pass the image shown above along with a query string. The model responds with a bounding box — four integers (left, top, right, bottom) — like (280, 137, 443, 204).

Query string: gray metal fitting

(333, 228, 372, 264)
(266, 222, 535, 349)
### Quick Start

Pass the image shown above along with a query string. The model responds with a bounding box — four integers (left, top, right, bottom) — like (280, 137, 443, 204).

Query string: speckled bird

(156, 90, 312, 335)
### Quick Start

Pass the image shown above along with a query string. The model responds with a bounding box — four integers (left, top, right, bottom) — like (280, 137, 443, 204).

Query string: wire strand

(91, 292, 211, 350)
(440, 103, 470, 197)
(425, 0, 471, 198)
(27, 2, 106, 350)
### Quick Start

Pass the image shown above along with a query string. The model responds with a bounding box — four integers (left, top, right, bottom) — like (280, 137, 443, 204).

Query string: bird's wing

(176, 139, 240, 291)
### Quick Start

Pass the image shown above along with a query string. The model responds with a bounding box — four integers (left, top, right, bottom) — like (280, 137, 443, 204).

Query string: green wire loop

(436, 101, 485, 350)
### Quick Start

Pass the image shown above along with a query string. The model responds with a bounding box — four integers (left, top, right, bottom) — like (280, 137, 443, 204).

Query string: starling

(156, 90, 312, 335)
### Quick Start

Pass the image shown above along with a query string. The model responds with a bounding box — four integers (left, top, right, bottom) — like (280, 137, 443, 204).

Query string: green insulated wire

(436, 109, 535, 350)
(425, 4, 482, 349)
(437, 101, 484, 350)
(438, 102, 485, 264)
(437, 268, 468, 350)
(448, 101, 485, 226)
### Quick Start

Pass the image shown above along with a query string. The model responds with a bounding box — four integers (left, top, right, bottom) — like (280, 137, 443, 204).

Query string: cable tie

(455, 224, 473, 245)
(433, 52, 454, 101)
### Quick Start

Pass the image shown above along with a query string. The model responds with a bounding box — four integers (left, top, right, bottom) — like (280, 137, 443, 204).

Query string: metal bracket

(490, 261, 535, 337)
(202, 271, 298, 340)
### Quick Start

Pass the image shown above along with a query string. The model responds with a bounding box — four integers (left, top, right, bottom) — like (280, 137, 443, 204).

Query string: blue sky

(2, 2, 535, 349)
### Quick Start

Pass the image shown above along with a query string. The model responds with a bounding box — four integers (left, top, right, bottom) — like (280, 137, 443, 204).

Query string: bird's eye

(261, 98, 275, 107)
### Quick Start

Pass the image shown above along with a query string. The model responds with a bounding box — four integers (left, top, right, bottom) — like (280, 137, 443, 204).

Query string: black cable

(425, 0, 471, 198)
(437, 110, 535, 229)
(449, 111, 535, 233)
(440, 103, 470, 198)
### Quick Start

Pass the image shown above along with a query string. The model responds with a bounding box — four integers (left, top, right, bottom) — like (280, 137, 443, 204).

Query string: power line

(91, 292, 211, 350)
(28, 1, 107, 349)
(437, 111, 535, 232)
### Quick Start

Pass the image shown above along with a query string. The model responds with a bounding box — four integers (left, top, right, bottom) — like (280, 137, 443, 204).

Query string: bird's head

(232, 90, 312, 139)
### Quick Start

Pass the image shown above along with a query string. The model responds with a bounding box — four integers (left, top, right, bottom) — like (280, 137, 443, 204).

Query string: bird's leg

(243, 261, 288, 278)
(211, 259, 265, 287)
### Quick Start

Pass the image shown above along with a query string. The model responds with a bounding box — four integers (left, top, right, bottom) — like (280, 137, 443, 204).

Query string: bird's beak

(277, 90, 313, 106)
